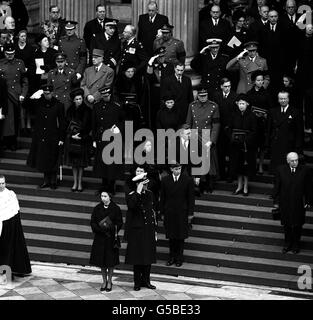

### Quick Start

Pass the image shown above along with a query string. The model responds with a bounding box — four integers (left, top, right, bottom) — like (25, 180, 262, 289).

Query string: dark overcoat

(89, 201, 123, 268)
(92, 99, 125, 179)
(124, 191, 157, 265)
(266, 106, 303, 172)
(27, 96, 65, 172)
(273, 164, 313, 226)
(160, 173, 194, 239)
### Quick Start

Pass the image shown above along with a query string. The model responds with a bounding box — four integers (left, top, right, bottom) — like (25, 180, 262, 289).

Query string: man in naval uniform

(58, 21, 87, 84)
(186, 87, 220, 194)
(226, 41, 268, 94)
(153, 23, 186, 67)
(47, 53, 79, 112)
(191, 38, 229, 97)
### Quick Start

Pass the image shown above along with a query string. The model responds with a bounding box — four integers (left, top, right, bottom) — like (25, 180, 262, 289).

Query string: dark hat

(154, 46, 166, 56)
(40, 84, 54, 92)
(161, 23, 174, 33)
(169, 161, 182, 168)
(99, 86, 112, 95)
(244, 41, 258, 51)
(197, 87, 208, 96)
(162, 94, 176, 102)
(92, 48, 104, 57)
(36, 33, 48, 44)
(206, 38, 222, 48)
(70, 88, 84, 100)
(232, 10, 246, 22)
(251, 70, 264, 82)
(4, 43, 15, 54)
(65, 21, 78, 30)
(235, 93, 250, 103)
(55, 52, 67, 62)
(105, 18, 119, 27)
(120, 60, 137, 73)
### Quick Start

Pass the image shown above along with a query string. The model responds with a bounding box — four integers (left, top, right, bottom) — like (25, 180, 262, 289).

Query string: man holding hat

(153, 23, 186, 66)
(58, 21, 87, 81)
(81, 48, 114, 108)
(0, 43, 28, 151)
(226, 41, 268, 94)
(90, 18, 121, 69)
(47, 52, 79, 112)
(92, 86, 125, 195)
(186, 87, 220, 194)
(27, 84, 65, 190)
(191, 38, 229, 96)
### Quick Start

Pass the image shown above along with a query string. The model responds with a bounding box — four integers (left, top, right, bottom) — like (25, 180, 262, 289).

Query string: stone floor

(0, 262, 312, 300)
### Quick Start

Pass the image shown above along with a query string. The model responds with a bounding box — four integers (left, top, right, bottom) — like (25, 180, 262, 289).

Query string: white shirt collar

(128, 37, 135, 45)
(149, 15, 156, 23)
(173, 174, 180, 181)
(212, 18, 219, 25)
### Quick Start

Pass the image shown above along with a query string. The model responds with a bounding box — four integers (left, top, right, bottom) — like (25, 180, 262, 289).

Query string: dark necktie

(291, 168, 296, 175)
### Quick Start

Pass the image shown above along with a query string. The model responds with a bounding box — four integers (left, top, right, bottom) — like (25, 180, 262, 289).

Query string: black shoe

(166, 258, 175, 266)
(282, 246, 292, 254)
(292, 244, 300, 254)
(71, 187, 77, 192)
(39, 183, 50, 189)
(243, 189, 249, 197)
(106, 282, 112, 292)
(134, 286, 141, 291)
(50, 184, 57, 190)
(141, 283, 156, 290)
(232, 188, 243, 195)
(100, 283, 107, 292)
(175, 262, 183, 267)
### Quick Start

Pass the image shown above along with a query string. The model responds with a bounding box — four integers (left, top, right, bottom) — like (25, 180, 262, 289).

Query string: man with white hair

(273, 152, 312, 254)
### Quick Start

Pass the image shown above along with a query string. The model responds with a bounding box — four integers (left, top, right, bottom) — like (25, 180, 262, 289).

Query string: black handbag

(251, 106, 268, 118)
(67, 120, 82, 155)
(231, 129, 248, 143)
(113, 225, 121, 249)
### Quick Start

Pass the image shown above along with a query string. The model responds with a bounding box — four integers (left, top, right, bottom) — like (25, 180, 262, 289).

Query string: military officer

(0, 43, 28, 151)
(186, 87, 220, 194)
(27, 84, 65, 190)
(58, 21, 87, 82)
(191, 38, 229, 97)
(153, 24, 186, 66)
(92, 87, 125, 195)
(47, 53, 80, 112)
(119, 24, 149, 76)
(90, 19, 121, 69)
(226, 41, 268, 94)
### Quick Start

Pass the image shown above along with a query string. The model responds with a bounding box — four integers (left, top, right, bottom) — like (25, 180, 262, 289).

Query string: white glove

(237, 49, 248, 60)
(111, 125, 120, 134)
(58, 141, 64, 146)
(148, 55, 158, 66)
(19, 95, 25, 102)
(93, 141, 97, 148)
(200, 45, 210, 54)
(76, 73, 82, 80)
(30, 90, 44, 100)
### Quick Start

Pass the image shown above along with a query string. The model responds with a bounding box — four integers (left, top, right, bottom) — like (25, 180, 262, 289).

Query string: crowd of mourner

(0, 0, 313, 292)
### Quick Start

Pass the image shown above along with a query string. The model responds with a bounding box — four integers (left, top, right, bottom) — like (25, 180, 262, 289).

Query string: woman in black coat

(64, 88, 91, 192)
(156, 95, 181, 131)
(247, 71, 273, 174)
(227, 94, 257, 196)
(125, 165, 157, 291)
(90, 191, 123, 292)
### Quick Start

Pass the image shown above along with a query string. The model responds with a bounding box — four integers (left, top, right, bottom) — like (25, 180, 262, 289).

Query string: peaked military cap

(197, 87, 208, 96)
(99, 86, 112, 95)
(105, 18, 119, 27)
(55, 52, 67, 62)
(65, 21, 78, 30)
(244, 41, 258, 51)
(154, 46, 166, 56)
(206, 38, 222, 47)
(4, 43, 15, 54)
(92, 48, 104, 57)
(161, 24, 174, 33)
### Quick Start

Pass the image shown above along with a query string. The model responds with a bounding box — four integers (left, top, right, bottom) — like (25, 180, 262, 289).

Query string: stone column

(132, 0, 199, 60)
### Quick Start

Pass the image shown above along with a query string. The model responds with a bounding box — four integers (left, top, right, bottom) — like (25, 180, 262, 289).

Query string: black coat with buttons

(27, 96, 65, 173)
(124, 190, 157, 265)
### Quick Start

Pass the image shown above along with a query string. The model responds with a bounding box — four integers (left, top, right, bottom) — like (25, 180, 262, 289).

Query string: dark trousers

(44, 172, 57, 185)
(133, 265, 151, 287)
(284, 225, 302, 249)
(169, 239, 184, 263)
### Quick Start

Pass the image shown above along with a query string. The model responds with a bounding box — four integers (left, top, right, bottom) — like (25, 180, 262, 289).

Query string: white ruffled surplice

(0, 188, 20, 236)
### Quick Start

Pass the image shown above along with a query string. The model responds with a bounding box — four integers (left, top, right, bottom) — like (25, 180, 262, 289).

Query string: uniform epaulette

(208, 100, 218, 107)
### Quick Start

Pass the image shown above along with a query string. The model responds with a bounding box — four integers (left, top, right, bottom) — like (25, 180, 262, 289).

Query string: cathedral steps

(1, 138, 313, 292)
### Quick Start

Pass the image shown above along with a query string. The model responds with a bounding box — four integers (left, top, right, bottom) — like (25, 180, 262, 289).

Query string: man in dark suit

(273, 152, 312, 254)
(247, 5, 269, 43)
(199, 5, 232, 51)
(137, 1, 169, 57)
(90, 19, 121, 70)
(266, 91, 303, 173)
(161, 62, 194, 126)
(212, 78, 237, 181)
(160, 162, 195, 267)
(83, 5, 117, 53)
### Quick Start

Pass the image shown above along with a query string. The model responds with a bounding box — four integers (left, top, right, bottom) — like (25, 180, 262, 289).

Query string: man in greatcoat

(160, 162, 195, 267)
(266, 91, 303, 173)
(191, 38, 229, 97)
(273, 152, 313, 254)
(81, 49, 115, 108)
(27, 84, 65, 190)
(186, 87, 221, 194)
(92, 87, 125, 195)
(47, 53, 79, 112)
(0, 43, 28, 151)
(226, 41, 268, 94)
(58, 21, 87, 82)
